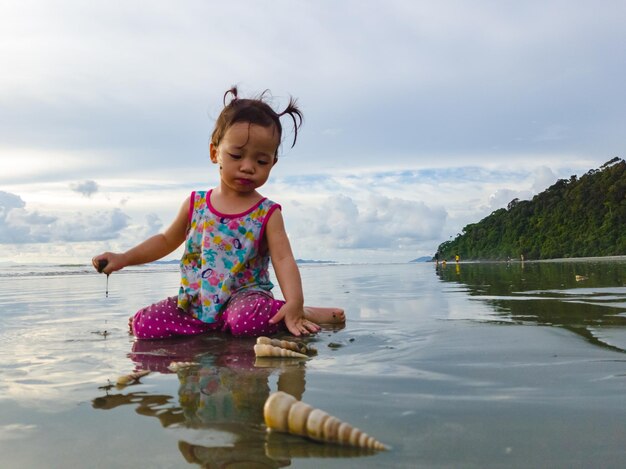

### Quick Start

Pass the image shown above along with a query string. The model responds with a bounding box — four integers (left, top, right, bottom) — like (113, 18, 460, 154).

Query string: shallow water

(1, 260, 626, 468)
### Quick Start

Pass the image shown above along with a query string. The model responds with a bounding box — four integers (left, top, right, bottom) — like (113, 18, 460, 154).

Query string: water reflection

(435, 260, 626, 353)
(92, 334, 376, 467)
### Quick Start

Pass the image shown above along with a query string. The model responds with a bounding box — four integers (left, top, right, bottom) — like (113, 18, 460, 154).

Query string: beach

(1, 260, 626, 468)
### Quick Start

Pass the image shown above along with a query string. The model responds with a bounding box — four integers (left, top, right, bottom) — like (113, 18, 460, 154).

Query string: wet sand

(1, 261, 626, 468)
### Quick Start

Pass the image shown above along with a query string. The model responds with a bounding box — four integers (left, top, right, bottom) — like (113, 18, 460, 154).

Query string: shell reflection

(254, 343, 309, 360)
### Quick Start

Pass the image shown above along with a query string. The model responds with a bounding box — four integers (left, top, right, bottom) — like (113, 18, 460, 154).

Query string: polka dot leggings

(131, 290, 285, 339)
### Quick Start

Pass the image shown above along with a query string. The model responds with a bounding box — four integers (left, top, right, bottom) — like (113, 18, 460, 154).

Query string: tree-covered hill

(436, 157, 626, 260)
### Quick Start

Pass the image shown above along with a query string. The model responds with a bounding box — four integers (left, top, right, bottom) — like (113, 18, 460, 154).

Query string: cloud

(0, 191, 43, 243)
(531, 166, 558, 193)
(289, 193, 447, 253)
(53, 209, 130, 242)
(123, 212, 164, 241)
(0, 190, 129, 244)
(145, 212, 163, 235)
(0, 190, 25, 215)
(488, 188, 533, 211)
(70, 180, 99, 197)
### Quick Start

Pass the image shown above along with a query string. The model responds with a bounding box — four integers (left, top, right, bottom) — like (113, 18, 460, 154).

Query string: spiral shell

(254, 343, 309, 360)
(264, 391, 388, 450)
(116, 370, 150, 386)
(257, 336, 316, 355)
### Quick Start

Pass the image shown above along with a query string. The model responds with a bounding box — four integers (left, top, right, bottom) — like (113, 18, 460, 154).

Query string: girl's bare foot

(304, 306, 346, 324)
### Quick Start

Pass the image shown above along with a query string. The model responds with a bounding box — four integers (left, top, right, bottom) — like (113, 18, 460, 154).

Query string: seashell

(257, 336, 316, 355)
(263, 391, 388, 450)
(254, 343, 309, 360)
(167, 361, 198, 372)
(116, 370, 150, 386)
(575, 275, 588, 282)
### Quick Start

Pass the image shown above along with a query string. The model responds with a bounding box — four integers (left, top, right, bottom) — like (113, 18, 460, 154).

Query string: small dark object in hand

(97, 259, 108, 273)
(97, 259, 110, 297)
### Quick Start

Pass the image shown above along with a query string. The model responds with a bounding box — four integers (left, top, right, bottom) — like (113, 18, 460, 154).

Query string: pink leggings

(131, 290, 285, 340)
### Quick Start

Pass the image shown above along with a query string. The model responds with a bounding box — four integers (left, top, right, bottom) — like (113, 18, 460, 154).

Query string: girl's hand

(91, 252, 127, 275)
(270, 302, 320, 337)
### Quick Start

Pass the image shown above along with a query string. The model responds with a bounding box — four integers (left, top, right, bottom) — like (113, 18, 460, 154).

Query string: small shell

(257, 336, 316, 355)
(254, 343, 309, 360)
(264, 391, 388, 450)
(167, 361, 198, 372)
(116, 370, 150, 386)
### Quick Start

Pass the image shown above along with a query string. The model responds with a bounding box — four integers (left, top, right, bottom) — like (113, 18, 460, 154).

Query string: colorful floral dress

(177, 190, 281, 324)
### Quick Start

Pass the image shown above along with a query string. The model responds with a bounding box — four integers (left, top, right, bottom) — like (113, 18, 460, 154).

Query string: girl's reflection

(164, 337, 306, 427)
(92, 335, 309, 467)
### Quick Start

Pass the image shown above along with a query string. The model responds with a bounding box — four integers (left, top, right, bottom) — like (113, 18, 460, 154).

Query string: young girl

(92, 87, 345, 339)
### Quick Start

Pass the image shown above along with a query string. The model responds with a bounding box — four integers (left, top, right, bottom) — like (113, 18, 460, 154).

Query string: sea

(1, 259, 626, 468)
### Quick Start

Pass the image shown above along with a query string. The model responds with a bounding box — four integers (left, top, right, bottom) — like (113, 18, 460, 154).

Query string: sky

(1, 0, 625, 265)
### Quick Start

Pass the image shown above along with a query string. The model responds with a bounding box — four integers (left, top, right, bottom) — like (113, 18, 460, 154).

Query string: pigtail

(279, 97, 304, 148)
(223, 86, 239, 106)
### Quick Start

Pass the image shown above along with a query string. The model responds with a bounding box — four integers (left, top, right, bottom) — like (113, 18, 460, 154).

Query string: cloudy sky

(1, 0, 625, 264)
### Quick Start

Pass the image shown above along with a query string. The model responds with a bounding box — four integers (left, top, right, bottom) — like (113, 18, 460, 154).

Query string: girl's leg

(304, 306, 346, 324)
(131, 296, 215, 340)
(221, 290, 285, 337)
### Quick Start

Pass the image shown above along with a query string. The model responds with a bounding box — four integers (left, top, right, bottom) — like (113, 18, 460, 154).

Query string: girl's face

(210, 122, 279, 194)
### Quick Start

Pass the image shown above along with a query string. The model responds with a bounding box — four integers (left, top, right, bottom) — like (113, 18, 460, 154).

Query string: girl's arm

(266, 209, 320, 336)
(92, 196, 190, 274)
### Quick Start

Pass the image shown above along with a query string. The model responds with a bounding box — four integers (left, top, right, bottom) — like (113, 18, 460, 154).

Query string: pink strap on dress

(188, 191, 196, 223)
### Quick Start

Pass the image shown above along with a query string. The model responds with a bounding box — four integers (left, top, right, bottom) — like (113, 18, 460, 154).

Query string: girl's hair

(211, 86, 303, 157)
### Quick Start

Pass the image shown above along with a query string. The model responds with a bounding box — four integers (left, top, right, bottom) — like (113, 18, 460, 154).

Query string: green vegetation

(436, 157, 626, 260)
